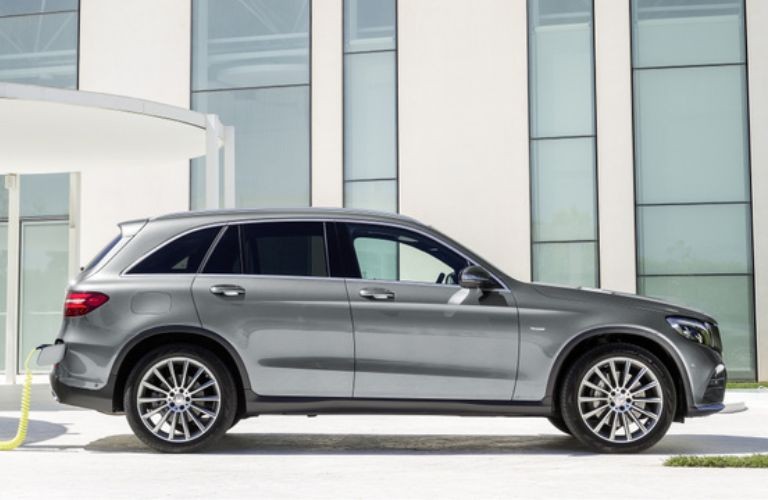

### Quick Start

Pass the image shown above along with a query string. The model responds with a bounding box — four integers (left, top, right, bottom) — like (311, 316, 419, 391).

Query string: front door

(192, 221, 354, 397)
(340, 222, 519, 400)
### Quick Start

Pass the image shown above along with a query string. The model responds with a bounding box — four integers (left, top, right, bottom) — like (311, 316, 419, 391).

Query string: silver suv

(50, 209, 726, 453)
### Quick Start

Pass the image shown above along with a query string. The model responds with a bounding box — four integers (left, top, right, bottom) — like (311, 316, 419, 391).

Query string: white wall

(77, 0, 192, 262)
(747, 0, 768, 380)
(311, 0, 344, 207)
(397, 0, 530, 280)
(594, 0, 637, 293)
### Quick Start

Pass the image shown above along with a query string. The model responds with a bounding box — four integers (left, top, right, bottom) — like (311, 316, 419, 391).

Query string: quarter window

(129, 227, 220, 274)
(346, 224, 467, 284)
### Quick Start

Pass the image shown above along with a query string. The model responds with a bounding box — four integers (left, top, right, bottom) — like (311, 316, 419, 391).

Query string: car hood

(531, 282, 716, 323)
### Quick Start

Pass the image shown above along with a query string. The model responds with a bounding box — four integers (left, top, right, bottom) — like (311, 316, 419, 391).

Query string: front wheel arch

(546, 330, 690, 423)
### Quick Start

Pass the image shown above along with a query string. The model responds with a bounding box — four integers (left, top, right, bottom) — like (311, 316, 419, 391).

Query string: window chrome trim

(120, 216, 510, 292)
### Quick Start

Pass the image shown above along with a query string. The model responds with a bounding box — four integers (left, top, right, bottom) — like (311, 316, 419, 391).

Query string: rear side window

(203, 225, 242, 274)
(129, 226, 220, 274)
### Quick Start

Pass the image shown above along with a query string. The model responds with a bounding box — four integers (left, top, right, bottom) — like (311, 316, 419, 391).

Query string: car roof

(149, 207, 419, 225)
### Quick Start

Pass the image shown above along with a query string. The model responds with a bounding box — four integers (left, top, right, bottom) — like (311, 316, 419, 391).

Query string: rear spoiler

(118, 218, 148, 238)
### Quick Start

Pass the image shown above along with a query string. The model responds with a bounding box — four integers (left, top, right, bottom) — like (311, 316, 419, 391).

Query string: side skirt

(245, 392, 553, 417)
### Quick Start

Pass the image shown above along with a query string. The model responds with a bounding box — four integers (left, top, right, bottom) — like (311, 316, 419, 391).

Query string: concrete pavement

(0, 387, 766, 499)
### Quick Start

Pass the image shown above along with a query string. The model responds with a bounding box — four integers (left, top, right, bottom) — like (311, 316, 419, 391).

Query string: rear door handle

(210, 284, 246, 297)
(359, 287, 395, 301)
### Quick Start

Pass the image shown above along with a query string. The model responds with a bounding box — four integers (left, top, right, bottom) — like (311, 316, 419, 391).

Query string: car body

(49, 208, 727, 452)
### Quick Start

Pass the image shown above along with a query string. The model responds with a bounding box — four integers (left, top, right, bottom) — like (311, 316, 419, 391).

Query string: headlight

(666, 316, 714, 348)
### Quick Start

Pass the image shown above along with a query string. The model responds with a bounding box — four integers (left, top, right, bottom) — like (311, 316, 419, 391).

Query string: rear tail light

(64, 291, 109, 317)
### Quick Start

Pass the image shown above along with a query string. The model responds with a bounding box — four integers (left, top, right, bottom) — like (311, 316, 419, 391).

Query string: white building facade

(0, 0, 766, 382)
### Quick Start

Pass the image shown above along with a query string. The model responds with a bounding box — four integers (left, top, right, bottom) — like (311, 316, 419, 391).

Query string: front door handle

(359, 287, 395, 301)
(210, 284, 246, 297)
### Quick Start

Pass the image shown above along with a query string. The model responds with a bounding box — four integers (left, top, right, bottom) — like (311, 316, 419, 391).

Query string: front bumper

(685, 363, 727, 418)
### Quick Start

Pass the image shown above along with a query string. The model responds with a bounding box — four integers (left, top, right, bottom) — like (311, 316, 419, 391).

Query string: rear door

(191, 221, 354, 397)
(339, 222, 519, 400)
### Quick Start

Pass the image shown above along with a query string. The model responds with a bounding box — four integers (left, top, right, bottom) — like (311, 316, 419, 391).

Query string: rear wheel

(124, 344, 236, 453)
(559, 343, 676, 453)
(547, 415, 572, 436)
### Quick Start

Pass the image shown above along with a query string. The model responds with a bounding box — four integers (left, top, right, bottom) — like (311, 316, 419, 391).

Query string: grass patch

(726, 381, 768, 389)
(665, 454, 768, 468)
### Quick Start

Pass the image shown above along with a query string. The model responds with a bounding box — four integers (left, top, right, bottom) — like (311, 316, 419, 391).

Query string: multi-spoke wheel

(560, 343, 676, 453)
(125, 344, 236, 453)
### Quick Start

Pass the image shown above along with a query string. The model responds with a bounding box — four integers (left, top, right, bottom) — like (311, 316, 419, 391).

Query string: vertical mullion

(3, 175, 20, 382)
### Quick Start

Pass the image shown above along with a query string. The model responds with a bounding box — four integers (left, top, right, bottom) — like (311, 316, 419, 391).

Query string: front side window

(129, 227, 220, 274)
(346, 224, 467, 285)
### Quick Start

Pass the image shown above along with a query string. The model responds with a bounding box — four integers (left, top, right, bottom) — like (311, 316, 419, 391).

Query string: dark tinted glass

(241, 222, 327, 277)
(203, 226, 242, 274)
(130, 227, 220, 274)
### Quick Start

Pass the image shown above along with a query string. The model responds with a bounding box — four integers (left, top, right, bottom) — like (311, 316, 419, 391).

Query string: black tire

(124, 343, 237, 453)
(559, 343, 676, 453)
(547, 415, 572, 436)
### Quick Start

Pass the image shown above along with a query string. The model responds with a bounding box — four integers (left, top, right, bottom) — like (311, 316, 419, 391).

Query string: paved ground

(0, 386, 766, 499)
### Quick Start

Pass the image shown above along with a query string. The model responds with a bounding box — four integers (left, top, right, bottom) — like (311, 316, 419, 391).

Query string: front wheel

(559, 343, 676, 453)
(124, 344, 237, 453)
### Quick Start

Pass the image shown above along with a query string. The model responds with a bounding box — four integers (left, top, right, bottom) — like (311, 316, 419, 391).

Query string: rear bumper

(50, 367, 118, 414)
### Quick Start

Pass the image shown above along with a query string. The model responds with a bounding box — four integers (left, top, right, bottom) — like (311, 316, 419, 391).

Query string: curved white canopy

(0, 83, 220, 173)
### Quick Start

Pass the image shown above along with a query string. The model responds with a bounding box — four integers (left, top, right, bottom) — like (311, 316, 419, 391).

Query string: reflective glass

(0, 175, 7, 218)
(531, 138, 596, 242)
(634, 66, 749, 204)
(192, 0, 310, 90)
(632, 0, 745, 68)
(193, 86, 310, 208)
(0, 11, 77, 88)
(344, 0, 396, 53)
(637, 204, 751, 275)
(21, 173, 69, 217)
(640, 275, 754, 379)
(344, 51, 397, 181)
(532, 242, 597, 287)
(345, 180, 397, 212)
(0, 1, 77, 16)
(19, 221, 68, 372)
(529, 0, 594, 138)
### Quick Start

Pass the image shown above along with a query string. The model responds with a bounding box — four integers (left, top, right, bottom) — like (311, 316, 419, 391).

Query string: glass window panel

(353, 238, 397, 281)
(529, 0, 594, 138)
(637, 204, 752, 275)
(21, 173, 69, 217)
(639, 275, 754, 379)
(193, 86, 310, 208)
(632, 0, 745, 67)
(0, 1, 77, 17)
(0, 175, 8, 218)
(19, 221, 68, 372)
(192, 0, 310, 90)
(0, 11, 77, 88)
(344, 51, 397, 181)
(344, 0, 396, 53)
(531, 138, 597, 242)
(344, 180, 397, 212)
(190, 161, 206, 210)
(241, 222, 327, 277)
(634, 66, 749, 204)
(204, 226, 242, 274)
(532, 242, 597, 287)
(0, 224, 6, 372)
(129, 227, 220, 274)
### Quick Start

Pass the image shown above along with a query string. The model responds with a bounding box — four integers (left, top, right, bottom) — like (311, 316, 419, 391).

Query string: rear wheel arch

(111, 326, 249, 418)
(546, 328, 691, 422)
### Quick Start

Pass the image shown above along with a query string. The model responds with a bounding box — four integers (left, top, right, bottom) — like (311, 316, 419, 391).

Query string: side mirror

(458, 265, 497, 290)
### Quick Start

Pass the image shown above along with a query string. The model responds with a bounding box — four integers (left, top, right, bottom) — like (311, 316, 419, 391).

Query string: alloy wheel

(136, 357, 221, 443)
(577, 356, 663, 443)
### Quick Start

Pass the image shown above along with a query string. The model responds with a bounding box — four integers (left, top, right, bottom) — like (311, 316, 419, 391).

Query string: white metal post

(205, 114, 221, 209)
(4, 174, 19, 383)
(223, 126, 236, 208)
(68, 172, 81, 279)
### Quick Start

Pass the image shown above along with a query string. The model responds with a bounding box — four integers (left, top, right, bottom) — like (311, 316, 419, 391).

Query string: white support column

(4, 174, 19, 383)
(223, 126, 236, 209)
(747, 0, 768, 380)
(205, 114, 221, 209)
(68, 172, 81, 279)
(310, 0, 344, 207)
(594, 0, 637, 293)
